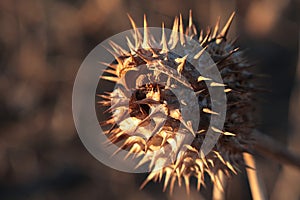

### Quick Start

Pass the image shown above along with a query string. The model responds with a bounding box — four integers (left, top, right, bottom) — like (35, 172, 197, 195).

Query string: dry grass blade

(243, 153, 266, 200)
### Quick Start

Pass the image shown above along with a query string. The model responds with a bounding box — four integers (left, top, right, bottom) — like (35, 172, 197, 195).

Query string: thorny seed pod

(98, 11, 256, 194)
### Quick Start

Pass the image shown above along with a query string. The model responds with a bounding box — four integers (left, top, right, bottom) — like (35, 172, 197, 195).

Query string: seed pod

(98, 11, 255, 194)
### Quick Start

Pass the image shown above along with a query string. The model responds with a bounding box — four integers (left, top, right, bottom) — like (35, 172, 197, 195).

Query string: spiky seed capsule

(98, 11, 255, 194)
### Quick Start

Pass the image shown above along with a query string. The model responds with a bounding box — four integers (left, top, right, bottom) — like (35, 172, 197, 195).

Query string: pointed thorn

(109, 40, 128, 55)
(188, 10, 193, 28)
(160, 23, 168, 54)
(200, 28, 211, 46)
(203, 108, 219, 115)
(103, 45, 123, 65)
(169, 175, 176, 195)
(126, 36, 135, 53)
(224, 88, 232, 93)
(142, 14, 150, 49)
(211, 126, 223, 134)
(217, 12, 235, 44)
(98, 61, 115, 69)
(199, 29, 203, 42)
(197, 173, 202, 191)
(163, 168, 172, 192)
(223, 131, 236, 136)
(179, 13, 185, 45)
(127, 14, 137, 30)
(210, 82, 226, 87)
(175, 55, 187, 74)
(169, 17, 179, 49)
(103, 69, 117, 76)
(197, 129, 206, 134)
(184, 175, 190, 195)
(184, 145, 198, 154)
(197, 75, 211, 82)
(194, 46, 207, 59)
(100, 76, 119, 82)
(226, 161, 237, 174)
(127, 14, 141, 49)
(212, 16, 220, 38)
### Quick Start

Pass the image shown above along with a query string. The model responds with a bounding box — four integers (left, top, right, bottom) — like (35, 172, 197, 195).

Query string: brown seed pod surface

(98, 11, 255, 194)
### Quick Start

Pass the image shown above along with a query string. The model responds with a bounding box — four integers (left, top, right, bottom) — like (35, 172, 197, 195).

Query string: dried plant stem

(243, 152, 266, 200)
(212, 170, 226, 200)
(251, 130, 300, 170)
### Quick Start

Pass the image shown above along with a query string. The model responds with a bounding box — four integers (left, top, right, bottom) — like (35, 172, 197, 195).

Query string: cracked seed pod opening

(97, 11, 255, 194)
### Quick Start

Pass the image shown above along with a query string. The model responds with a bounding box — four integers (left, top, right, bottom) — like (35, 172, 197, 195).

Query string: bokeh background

(0, 0, 299, 199)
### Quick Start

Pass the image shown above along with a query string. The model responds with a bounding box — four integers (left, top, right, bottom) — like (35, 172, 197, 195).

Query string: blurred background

(0, 0, 299, 199)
